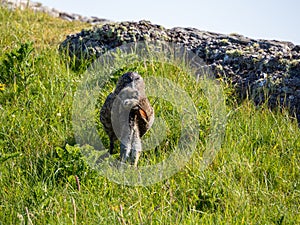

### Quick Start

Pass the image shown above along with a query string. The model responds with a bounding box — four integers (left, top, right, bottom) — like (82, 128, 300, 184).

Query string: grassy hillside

(0, 7, 299, 224)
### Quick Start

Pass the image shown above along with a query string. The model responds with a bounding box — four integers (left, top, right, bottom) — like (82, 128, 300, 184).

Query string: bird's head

(115, 72, 145, 95)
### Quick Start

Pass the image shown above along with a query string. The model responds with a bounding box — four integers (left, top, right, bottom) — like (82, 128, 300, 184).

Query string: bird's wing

(100, 93, 117, 141)
(137, 97, 154, 137)
(139, 108, 147, 120)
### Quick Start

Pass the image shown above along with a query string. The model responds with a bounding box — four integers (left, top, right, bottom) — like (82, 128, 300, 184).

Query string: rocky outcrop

(0, 0, 110, 25)
(2, 0, 300, 124)
(60, 20, 300, 124)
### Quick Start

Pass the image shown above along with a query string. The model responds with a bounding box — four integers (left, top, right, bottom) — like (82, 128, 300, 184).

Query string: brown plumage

(100, 72, 154, 166)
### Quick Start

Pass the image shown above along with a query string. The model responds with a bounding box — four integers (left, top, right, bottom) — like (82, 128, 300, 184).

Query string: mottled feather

(100, 72, 154, 166)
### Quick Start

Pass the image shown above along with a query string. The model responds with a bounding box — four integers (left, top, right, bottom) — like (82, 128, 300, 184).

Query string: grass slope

(0, 7, 299, 224)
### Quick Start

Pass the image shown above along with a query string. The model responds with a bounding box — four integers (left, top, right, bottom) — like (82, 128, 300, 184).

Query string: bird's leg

(120, 142, 131, 163)
(120, 128, 133, 164)
(131, 150, 141, 167)
(130, 127, 142, 167)
(109, 139, 115, 154)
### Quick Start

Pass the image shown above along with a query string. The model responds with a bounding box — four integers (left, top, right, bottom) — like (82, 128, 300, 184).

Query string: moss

(289, 59, 300, 67)
(225, 49, 244, 57)
(252, 42, 260, 49)
(220, 39, 229, 45)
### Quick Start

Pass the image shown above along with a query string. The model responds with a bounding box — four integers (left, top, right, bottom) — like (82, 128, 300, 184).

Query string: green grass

(0, 7, 300, 224)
